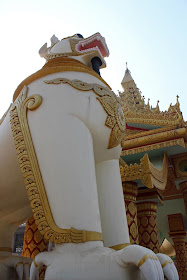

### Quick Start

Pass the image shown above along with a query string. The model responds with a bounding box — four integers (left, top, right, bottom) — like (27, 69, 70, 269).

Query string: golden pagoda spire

(121, 62, 134, 89)
(119, 65, 184, 128)
(120, 64, 145, 112)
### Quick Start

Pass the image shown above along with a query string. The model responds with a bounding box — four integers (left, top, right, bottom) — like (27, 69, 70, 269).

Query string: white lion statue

(0, 33, 178, 280)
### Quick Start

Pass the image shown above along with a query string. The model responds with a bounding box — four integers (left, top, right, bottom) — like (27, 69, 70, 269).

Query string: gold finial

(176, 95, 180, 110)
(156, 100, 160, 112)
(176, 95, 179, 104)
(125, 62, 131, 75)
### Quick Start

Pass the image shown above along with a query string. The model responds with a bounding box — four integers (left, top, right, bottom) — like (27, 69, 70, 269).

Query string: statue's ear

(39, 43, 48, 58)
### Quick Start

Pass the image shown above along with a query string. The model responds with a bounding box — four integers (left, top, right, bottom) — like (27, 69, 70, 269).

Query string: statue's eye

(76, 34, 84, 38)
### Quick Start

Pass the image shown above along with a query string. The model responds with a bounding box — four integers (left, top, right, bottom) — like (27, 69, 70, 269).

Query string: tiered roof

(119, 66, 184, 128)
(119, 65, 187, 161)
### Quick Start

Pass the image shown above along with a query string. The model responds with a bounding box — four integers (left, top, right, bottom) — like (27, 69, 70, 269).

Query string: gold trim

(137, 210, 157, 217)
(137, 202, 157, 217)
(137, 202, 157, 212)
(122, 128, 186, 149)
(121, 153, 168, 190)
(10, 86, 103, 244)
(125, 126, 177, 141)
(162, 260, 173, 268)
(44, 78, 125, 149)
(33, 259, 38, 268)
(138, 254, 158, 267)
(123, 182, 138, 201)
(121, 138, 185, 156)
(13, 58, 110, 102)
(0, 247, 12, 252)
(15, 262, 23, 269)
(125, 116, 182, 127)
(110, 243, 130, 250)
(123, 194, 137, 202)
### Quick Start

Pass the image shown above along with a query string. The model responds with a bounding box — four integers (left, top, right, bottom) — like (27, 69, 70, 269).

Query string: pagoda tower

(119, 64, 187, 279)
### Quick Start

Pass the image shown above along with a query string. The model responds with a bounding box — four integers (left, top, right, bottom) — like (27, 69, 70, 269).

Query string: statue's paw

(1, 255, 32, 280)
(156, 253, 179, 280)
(30, 251, 52, 280)
(119, 244, 164, 280)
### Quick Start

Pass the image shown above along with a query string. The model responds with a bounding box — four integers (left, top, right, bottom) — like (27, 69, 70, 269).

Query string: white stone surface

(0, 33, 177, 280)
(157, 253, 179, 280)
(96, 160, 130, 247)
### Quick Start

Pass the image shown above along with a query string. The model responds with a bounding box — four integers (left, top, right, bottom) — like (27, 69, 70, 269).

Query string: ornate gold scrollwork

(10, 86, 103, 244)
(44, 78, 126, 149)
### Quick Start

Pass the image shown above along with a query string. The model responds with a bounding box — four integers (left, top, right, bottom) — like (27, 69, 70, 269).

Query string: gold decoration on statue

(10, 86, 103, 244)
(110, 243, 130, 250)
(44, 78, 126, 149)
(138, 254, 158, 268)
(13, 57, 110, 102)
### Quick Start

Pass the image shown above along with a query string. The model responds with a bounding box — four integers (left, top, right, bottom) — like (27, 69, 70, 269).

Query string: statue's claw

(156, 253, 179, 280)
(30, 260, 40, 280)
(0, 256, 32, 280)
(15, 261, 23, 280)
(30, 252, 50, 280)
(119, 245, 164, 280)
(23, 262, 31, 280)
(14, 257, 32, 280)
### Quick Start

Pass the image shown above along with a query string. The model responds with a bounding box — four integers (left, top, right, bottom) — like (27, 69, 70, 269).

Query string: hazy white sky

(0, 0, 187, 119)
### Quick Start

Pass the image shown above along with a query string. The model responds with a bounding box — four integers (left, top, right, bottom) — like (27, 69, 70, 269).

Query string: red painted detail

(126, 124, 149, 131)
(77, 40, 106, 57)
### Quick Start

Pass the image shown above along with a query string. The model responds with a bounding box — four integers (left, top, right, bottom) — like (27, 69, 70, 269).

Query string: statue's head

(39, 33, 109, 75)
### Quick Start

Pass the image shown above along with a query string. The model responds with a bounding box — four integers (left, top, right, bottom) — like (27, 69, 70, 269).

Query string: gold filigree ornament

(10, 86, 103, 244)
(44, 78, 126, 149)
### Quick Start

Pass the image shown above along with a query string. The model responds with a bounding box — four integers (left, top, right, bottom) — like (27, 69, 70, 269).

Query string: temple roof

(121, 65, 133, 86)
(119, 65, 187, 160)
(119, 66, 185, 129)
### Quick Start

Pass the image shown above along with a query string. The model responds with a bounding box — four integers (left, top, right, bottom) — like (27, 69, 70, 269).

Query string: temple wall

(157, 199, 186, 244)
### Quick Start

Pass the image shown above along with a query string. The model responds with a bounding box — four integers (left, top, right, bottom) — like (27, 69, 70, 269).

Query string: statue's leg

(0, 109, 36, 279)
(28, 113, 103, 240)
(95, 159, 130, 249)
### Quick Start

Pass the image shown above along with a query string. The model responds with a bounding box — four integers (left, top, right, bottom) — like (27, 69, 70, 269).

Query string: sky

(0, 0, 187, 119)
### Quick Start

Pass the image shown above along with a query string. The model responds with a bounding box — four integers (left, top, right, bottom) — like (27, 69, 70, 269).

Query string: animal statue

(0, 32, 179, 280)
